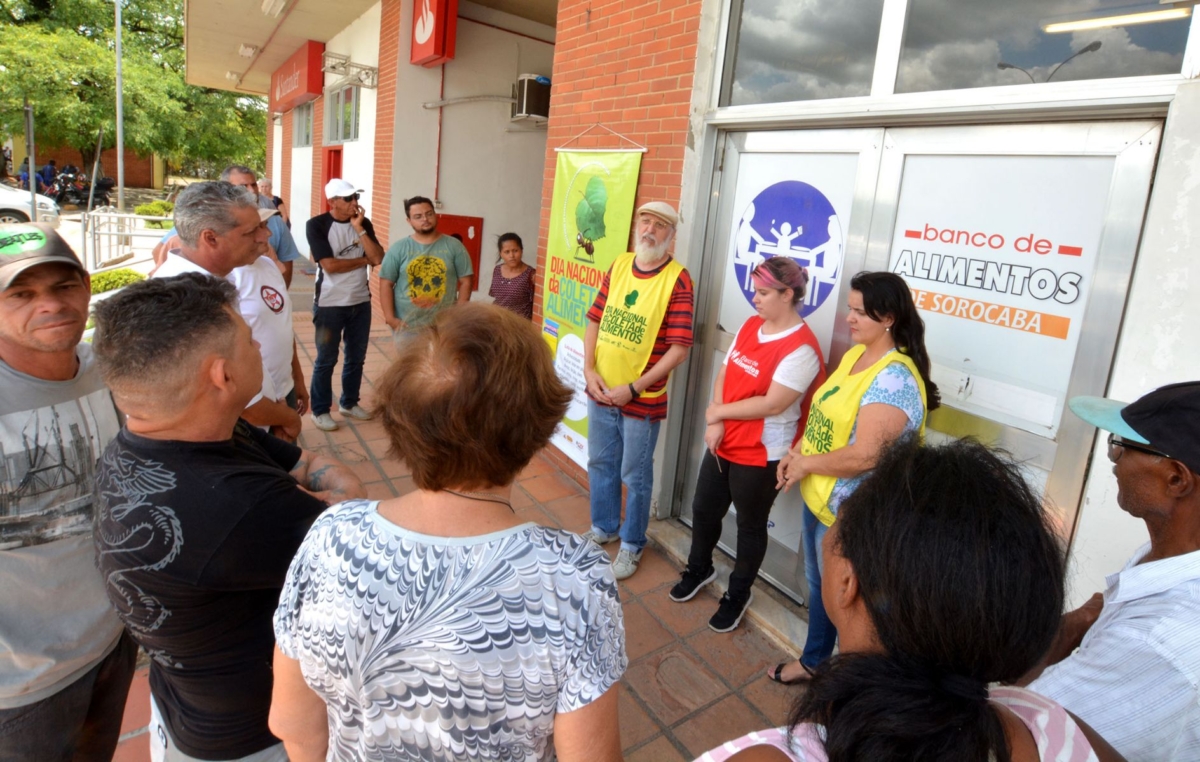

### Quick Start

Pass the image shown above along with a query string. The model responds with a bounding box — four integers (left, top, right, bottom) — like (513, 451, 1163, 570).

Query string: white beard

(634, 235, 670, 267)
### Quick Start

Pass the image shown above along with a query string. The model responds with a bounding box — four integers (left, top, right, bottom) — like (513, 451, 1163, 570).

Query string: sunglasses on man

(339, 193, 360, 203)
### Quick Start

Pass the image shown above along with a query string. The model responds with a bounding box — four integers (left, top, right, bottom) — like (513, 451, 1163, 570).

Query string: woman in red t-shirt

(669, 257, 827, 632)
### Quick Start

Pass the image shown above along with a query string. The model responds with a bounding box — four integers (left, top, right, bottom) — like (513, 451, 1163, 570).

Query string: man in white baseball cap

(304, 178, 384, 431)
(581, 201, 694, 580)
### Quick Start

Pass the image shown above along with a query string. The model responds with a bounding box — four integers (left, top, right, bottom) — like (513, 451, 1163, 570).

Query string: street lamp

(997, 41, 1102, 84)
(1047, 40, 1103, 81)
(997, 62, 1035, 83)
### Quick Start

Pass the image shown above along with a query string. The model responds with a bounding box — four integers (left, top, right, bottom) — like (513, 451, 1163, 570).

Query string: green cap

(0, 223, 86, 291)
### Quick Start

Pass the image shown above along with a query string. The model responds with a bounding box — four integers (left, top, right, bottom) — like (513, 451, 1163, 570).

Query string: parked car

(0, 183, 61, 227)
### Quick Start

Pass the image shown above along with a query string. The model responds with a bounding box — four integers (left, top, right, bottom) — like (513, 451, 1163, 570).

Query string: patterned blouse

(274, 500, 627, 761)
(695, 686, 1100, 761)
(489, 263, 536, 320)
(826, 356, 926, 517)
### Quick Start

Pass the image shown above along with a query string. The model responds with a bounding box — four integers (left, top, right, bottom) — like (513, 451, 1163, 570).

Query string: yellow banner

(542, 150, 643, 468)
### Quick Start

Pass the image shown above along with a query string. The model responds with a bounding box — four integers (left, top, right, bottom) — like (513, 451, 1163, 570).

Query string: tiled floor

(109, 270, 803, 760)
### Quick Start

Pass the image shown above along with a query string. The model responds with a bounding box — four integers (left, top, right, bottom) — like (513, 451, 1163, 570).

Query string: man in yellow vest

(583, 202, 695, 579)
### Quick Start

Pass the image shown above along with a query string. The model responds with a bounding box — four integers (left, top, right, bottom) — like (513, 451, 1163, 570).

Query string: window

(293, 103, 313, 147)
(721, 0, 887, 106)
(896, 0, 1192, 93)
(326, 86, 359, 144)
(719, 0, 1194, 106)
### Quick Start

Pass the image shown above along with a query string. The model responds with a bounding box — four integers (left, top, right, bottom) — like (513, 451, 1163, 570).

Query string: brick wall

(368, 0, 403, 318)
(372, 0, 402, 247)
(311, 96, 325, 217)
(34, 145, 157, 188)
(534, 0, 702, 483)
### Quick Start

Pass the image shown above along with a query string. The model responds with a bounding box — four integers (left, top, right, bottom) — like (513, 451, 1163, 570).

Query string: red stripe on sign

(1058, 245, 1082, 256)
(904, 230, 921, 239)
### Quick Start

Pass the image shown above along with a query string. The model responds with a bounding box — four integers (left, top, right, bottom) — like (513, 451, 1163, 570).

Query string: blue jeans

(587, 399, 661, 553)
(800, 505, 838, 668)
(310, 302, 371, 416)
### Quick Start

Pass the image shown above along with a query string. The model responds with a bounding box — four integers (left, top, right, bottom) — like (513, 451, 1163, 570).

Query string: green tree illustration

(575, 176, 608, 241)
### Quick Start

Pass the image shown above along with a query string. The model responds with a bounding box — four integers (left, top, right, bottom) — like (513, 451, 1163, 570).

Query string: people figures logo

(732, 181, 844, 317)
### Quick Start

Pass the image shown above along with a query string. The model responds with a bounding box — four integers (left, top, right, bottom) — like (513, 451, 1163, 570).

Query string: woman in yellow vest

(769, 271, 941, 684)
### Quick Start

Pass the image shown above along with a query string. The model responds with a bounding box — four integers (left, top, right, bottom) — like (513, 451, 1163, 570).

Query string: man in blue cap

(1027, 382, 1200, 761)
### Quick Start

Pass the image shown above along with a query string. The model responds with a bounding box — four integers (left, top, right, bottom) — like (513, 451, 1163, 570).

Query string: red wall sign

(270, 41, 325, 113)
(410, 0, 458, 67)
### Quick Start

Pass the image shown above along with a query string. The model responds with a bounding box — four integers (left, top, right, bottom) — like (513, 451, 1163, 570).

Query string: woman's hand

(776, 451, 807, 491)
(705, 401, 724, 425)
(704, 422, 724, 456)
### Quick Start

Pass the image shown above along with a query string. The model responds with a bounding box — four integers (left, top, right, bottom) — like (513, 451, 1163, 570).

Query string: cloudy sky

(727, 0, 1190, 105)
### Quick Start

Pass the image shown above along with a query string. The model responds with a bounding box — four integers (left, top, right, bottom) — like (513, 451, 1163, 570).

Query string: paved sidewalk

(112, 271, 803, 760)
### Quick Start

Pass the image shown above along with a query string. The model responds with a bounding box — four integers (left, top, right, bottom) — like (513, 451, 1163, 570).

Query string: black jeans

(310, 302, 371, 415)
(686, 451, 781, 599)
(0, 630, 137, 762)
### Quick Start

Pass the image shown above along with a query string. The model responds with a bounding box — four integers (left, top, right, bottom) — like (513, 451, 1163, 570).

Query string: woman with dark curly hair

(696, 438, 1123, 762)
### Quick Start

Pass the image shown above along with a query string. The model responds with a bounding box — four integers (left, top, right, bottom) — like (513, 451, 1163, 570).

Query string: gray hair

(174, 181, 258, 248)
(220, 164, 257, 182)
(258, 178, 273, 191)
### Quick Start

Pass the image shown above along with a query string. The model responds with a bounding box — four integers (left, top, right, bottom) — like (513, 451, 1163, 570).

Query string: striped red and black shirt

(587, 256, 694, 422)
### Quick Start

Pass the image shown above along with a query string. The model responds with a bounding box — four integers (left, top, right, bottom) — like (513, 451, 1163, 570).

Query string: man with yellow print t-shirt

(380, 196, 474, 341)
(583, 202, 694, 580)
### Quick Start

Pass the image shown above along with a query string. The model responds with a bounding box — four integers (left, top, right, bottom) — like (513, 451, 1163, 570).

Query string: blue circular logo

(732, 181, 844, 318)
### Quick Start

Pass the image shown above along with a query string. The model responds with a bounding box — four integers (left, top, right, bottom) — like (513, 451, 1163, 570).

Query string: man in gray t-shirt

(0, 223, 136, 760)
(379, 195, 473, 335)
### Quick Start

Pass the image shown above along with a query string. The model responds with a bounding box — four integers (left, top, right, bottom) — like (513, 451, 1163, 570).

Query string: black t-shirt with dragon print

(94, 421, 326, 759)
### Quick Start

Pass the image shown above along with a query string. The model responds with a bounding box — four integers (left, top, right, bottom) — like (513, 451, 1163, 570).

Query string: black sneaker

(669, 567, 718, 602)
(708, 590, 754, 632)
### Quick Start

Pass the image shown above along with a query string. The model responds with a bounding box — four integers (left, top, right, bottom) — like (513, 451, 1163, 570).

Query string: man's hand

(384, 316, 404, 332)
(607, 383, 635, 408)
(704, 422, 724, 456)
(350, 204, 366, 231)
(293, 386, 310, 417)
(585, 368, 612, 405)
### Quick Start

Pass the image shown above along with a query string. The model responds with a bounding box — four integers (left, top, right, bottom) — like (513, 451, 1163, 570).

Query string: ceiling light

(260, 0, 286, 18)
(1043, 5, 1191, 33)
(226, 71, 241, 81)
(239, 44, 259, 58)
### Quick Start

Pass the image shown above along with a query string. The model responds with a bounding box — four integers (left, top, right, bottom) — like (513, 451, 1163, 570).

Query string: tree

(0, 0, 265, 176)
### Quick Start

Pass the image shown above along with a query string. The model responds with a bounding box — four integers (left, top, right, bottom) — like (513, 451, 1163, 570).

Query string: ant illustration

(574, 230, 596, 263)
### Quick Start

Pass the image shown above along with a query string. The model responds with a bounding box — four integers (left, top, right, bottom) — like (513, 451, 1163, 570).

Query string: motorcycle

(51, 170, 114, 208)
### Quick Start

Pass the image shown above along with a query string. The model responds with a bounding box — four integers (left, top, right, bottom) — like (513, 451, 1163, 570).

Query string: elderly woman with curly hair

(269, 303, 627, 762)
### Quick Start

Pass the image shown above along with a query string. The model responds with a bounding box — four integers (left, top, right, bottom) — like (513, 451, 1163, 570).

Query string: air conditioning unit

(512, 74, 550, 123)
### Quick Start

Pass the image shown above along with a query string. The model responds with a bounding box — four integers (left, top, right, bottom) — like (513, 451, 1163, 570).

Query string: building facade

(188, 0, 1200, 607)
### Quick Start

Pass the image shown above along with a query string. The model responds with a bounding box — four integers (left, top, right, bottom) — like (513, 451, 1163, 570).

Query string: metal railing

(80, 208, 170, 272)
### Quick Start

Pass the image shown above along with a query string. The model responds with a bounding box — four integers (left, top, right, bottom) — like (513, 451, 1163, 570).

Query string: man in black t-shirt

(90, 274, 366, 762)
(304, 178, 385, 433)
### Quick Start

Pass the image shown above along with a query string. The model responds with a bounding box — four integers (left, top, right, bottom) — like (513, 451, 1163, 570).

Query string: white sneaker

(311, 413, 338, 431)
(582, 528, 620, 546)
(338, 404, 373, 421)
(612, 548, 643, 580)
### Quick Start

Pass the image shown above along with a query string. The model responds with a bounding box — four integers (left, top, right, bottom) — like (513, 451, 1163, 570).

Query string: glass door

(676, 120, 1160, 603)
(675, 129, 884, 603)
